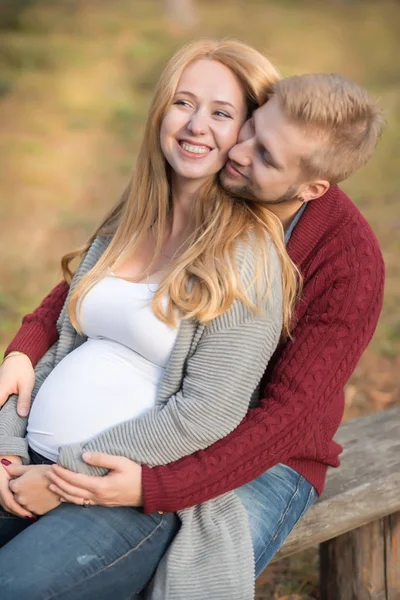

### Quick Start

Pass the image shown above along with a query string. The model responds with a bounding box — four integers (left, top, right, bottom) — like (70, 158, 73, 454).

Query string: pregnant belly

(27, 338, 163, 461)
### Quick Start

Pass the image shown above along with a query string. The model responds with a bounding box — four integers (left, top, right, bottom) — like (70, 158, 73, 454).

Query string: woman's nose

(187, 111, 208, 135)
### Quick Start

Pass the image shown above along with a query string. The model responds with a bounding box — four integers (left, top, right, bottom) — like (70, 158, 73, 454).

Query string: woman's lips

(177, 139, 213, 158)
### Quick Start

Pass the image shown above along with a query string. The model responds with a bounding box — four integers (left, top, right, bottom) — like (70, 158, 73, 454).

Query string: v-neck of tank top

(108, 272, 159, 297)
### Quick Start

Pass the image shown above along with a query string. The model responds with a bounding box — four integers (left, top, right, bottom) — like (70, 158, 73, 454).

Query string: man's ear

(300, 180, 330, 202)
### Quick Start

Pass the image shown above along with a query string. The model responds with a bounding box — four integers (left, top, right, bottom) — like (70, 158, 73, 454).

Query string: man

(1, 73, 385, 590)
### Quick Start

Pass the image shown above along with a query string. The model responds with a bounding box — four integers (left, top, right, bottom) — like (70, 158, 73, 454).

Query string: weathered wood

(385, 511, 400, 599)
(273, 407, 400, 561)
(320, 519, 387, 600)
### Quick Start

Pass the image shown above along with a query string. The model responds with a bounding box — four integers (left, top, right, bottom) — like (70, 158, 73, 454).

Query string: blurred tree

(164, 0, 198, 27)
(0, 0, 35, 29)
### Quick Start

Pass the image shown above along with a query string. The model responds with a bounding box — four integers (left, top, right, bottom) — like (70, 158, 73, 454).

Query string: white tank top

(27, 276, 179, 461)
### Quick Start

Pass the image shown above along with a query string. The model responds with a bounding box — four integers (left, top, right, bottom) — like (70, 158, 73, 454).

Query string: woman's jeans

(0, 455, 317, 600)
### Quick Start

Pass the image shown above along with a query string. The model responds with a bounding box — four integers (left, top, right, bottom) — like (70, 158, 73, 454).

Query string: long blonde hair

(63, 39, 300, 335)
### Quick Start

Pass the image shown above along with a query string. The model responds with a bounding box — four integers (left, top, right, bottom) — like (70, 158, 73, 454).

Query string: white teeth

(180, 141, 210, 154)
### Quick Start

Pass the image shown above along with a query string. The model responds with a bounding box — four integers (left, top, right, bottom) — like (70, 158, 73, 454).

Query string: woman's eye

(214, 110, 232, 119)
(174, 100, 191, 107)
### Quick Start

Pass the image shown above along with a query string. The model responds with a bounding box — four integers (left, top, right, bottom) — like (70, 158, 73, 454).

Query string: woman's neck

(169, 175, 208, 237)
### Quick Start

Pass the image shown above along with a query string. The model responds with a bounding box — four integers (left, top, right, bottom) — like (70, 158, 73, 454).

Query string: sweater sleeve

(0, 341, 60, 462)
(0, 395, 29, 461)
(140, 241, 385, 513)
(4, 281, 69, 367)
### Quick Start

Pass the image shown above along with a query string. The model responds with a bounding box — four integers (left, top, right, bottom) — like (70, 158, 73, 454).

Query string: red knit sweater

(5, 186, 385, 514)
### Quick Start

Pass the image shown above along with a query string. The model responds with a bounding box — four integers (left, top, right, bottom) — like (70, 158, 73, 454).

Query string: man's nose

(228, 137, 253, 167)
(188, 111, 208, 135)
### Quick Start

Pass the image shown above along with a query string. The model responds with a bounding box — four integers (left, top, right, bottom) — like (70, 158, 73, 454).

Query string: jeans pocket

(138, 509, 164, 526)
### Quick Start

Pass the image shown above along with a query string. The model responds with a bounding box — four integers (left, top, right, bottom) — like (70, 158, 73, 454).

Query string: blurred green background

(0, 1, 399, 597)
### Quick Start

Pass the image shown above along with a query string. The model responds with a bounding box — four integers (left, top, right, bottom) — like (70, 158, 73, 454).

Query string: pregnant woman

(0, 40, 298, 600)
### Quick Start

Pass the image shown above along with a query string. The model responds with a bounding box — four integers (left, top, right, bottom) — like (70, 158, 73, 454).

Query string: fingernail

(19, 409, 29, 417)
(25, 516, 38, 522)
(83, 452, 91, 461)
(1, 459, 11, 466)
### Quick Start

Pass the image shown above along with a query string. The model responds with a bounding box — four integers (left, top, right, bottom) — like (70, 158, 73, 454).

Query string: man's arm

(141, 242, 385, 514)
(4, 281, 69, 367)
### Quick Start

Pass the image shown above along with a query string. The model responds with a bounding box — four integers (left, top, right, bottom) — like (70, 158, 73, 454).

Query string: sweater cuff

(58, 444, 108, 476)
(0, 437, 30, 464)
(142, 465, 160, 513)
(5, 322, 55, 368)
(142, 464, 181, 514)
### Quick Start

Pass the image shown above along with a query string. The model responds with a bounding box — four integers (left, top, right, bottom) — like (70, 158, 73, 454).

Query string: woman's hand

(0, 353, 35, 417)
(47, 452, 143, 508)
(3, 463, 61, 516)
(0, 456, 35, 518)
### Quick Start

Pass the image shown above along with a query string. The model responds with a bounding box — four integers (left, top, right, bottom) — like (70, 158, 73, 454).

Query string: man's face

(220, 97, 319, 204)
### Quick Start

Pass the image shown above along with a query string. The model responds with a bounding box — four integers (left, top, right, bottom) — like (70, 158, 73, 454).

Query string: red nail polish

(1, 459, 11, 466)
(25, 516, 38, 522)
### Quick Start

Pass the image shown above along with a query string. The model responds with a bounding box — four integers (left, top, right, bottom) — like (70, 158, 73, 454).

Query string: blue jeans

(0, 504, 180, 599)
(0, 449, 180, 599)
(236, 463, 317, 576)
(0, 460, 316, 599)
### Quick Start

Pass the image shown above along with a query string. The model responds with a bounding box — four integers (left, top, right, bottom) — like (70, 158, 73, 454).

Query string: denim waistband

(28, 447, 54, 466)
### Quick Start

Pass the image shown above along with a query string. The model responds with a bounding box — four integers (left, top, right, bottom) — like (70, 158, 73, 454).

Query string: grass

(0, 0, 399, 596)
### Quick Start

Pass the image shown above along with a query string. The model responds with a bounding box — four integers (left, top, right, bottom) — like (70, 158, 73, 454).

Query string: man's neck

(265, 199, 305, 231)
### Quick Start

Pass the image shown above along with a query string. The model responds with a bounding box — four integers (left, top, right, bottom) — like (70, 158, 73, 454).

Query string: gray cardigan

(0, 234, 283, 600)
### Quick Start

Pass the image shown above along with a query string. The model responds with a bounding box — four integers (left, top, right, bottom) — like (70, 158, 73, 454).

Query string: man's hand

(0, 456, 35, 518)
(3, 463, 61, 516)
(47, 452, 143, 508)
(0, 353, 35, 417)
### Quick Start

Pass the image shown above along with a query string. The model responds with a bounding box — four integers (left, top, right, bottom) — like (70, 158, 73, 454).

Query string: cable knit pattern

(0, 235, 283, 600)
(3, 186, 385, 514)
(5, 280, 69, 366)
(141, 186, 385, 512)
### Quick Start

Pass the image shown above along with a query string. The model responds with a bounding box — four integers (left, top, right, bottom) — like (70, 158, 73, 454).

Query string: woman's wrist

(2, 351, 31, 365)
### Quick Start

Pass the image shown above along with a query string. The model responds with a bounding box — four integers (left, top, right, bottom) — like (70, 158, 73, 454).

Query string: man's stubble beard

(219, 170, 299, 205)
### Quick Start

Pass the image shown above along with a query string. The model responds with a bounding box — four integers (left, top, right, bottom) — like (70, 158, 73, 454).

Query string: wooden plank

(320, 519, 387, 600)
(273, 407, 400, 561)
(384, 511, 400, 599)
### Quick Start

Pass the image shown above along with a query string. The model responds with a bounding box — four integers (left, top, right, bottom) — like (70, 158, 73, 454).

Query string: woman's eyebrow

(213, 100, 237, 112)
(175, 90, 197, 98)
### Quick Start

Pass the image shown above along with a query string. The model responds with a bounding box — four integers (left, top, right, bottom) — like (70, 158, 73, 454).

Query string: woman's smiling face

(160, 59, 248, 188)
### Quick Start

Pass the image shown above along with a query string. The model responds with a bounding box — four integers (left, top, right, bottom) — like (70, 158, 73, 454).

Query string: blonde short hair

(271, 73, 385, 184)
